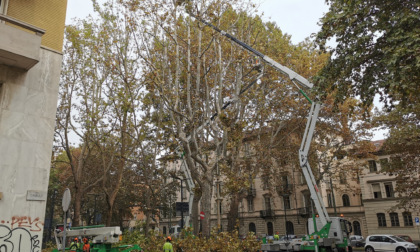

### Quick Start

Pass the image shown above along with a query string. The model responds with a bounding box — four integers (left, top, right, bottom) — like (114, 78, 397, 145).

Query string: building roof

(371, 139, 385, 152)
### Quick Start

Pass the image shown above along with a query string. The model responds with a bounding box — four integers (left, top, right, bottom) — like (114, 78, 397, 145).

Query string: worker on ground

(274, 232, 280, 240)
(163, 236, 173, 252)
(69, 237, 80, 252)
(83, 237, 90, 252)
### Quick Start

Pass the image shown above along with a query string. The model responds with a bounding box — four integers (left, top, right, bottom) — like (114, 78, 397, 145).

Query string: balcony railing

(0, 14, 45, 70)
(260, 209, 275, 218)
(298, 207, 310, 216)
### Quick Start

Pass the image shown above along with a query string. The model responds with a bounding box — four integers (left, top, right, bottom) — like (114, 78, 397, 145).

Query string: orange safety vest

(83, 243, 90, 252)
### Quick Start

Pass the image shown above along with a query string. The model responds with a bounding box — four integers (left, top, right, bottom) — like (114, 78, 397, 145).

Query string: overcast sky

(65, 0, 329, 45)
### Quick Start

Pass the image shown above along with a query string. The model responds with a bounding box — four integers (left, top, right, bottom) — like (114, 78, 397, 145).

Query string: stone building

(157, 141, 367, 238)
(0, 0, 67, 249)
(361, 140, 419, 240)
(142, 135, 419, 240)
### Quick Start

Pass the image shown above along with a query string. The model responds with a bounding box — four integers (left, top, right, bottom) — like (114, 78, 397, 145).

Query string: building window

(327, 193, 333, 207)
(342, 194, 350, 207)
(282, 175, 289, 185)
(369, 160, 378, 172)
(377, 213, 386, 227)
(372, 184, 382, 199)
(249, 222, 256, 234)
(390, 213, 400, 226)
(384, 183, 394, 198)
(283, 196, 291, 210)
(163, 226, 167, 235)
(263, 176, 270, 190)
(219, 201, 223, 215)
(379, 158, 389, 171)
(264, 196, 272, 211)
(403, 212, 413, 226)
(300, 173, 305, 185)
(286, 221, 294, 235)
(247, 198, 254, 212)
(339, 173, 346, 184)
(267, 222, 274, 236)
(353, 221, 361, 235)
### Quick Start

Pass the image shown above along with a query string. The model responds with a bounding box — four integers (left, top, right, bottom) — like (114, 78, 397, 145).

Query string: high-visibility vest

(70, 242, 80, 251)
(163, 242, 173, 252)
(83, 243, 90, 252)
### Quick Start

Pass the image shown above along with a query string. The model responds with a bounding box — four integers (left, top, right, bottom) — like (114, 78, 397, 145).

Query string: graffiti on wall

(0, 216, 43, 252)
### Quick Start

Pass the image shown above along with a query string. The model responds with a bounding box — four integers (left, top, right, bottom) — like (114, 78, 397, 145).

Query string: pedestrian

(83, 237, 90, 252)
(274, 232, 280, 240)
(69, 237, 80, 252)
(163, 236, 173, 252)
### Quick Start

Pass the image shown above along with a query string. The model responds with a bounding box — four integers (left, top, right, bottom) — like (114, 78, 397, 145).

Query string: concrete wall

(0, 48, 62, 251)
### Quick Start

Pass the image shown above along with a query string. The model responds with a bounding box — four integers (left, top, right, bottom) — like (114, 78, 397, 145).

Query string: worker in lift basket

(163, 236, 174, 252)
(82, 237, 90, 252)
(69, 237, 80, 251)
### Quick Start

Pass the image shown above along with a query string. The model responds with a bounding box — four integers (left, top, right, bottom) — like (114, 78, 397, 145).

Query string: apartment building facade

(361, 140, 420, 240)
(0, 0, 67, 249)
(157, 151, 367, 238)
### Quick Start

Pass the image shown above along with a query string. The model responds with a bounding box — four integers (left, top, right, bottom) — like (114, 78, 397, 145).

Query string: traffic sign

(415, 217, 419, 226)
(200, 211, 205, 220)
(62, 188, 71, 212)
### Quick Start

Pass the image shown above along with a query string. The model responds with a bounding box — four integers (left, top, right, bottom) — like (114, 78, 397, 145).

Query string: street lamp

(283, 193, 289, 240)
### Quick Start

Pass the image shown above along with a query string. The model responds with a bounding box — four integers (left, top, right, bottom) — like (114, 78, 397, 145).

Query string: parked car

(350, 235, 365, 247)
(169, 225, 181, 238)
(279, 235, 297, 241)
(365, 235, 418, 252)
(396, 235, 414, 243)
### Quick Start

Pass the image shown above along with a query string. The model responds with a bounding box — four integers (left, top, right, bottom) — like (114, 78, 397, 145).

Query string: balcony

(0, 14, 45, 70)
(298, 207, 311, 217)
(260, 209, 275, 218)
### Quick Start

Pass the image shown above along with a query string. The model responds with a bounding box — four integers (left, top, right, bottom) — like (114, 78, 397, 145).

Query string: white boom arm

(299, 102, 330, 227)
(177, 3, 331, 228)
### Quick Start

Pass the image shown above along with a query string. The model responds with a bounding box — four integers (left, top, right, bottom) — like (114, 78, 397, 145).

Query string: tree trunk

(105, 194, 115, 226)
(192, 189, 201, 235)
(227, 194, 241, 232)
(200, 173, 213, 236)
(73, 184, 82, 226)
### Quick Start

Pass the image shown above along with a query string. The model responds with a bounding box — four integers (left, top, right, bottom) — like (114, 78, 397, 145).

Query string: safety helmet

(74, 237, 78, 241)
(167, 236, 172, 241)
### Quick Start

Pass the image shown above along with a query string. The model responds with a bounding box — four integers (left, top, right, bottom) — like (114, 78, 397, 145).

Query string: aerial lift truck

(174, 1, 353, 251)
(52, 225, 142, 252)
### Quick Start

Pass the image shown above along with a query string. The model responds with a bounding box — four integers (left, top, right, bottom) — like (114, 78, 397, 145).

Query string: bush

(117, 227, 261, 252)
(42, 241, 57, 252)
